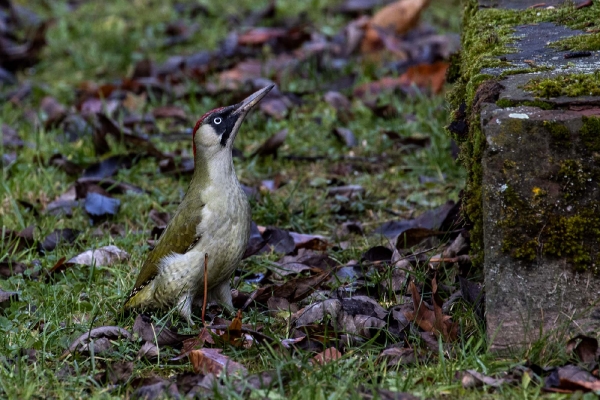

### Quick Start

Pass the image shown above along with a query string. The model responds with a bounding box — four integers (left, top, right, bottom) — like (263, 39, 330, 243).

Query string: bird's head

(192, 85, 274, 159)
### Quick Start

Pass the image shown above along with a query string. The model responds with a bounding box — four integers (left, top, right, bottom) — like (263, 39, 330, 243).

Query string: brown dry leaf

(251, 129, 288, 158)
(189, 348, 247, 376)
(61, 326, 132, 359)
(404, 281, 435, 332)
(312, 347, 342, 365)
(566, 335, 599, 364)
(249, 271, 331, 306)
(289, 232, 329, 251)
(220, 310, 244, 347)
(378, 347, 419, 367)
(219, 60, 263, 90)
(353, 77, 411, 103)
(398, 61, 450, 94)
(545, 364, 600, 392)
(0, 259, 30, 278)
(0, 289, 18, 309)
(461, 370, 508, 389)
(133, 314, 194, 347)
(238, 27, 287, 46)
(432, 278, 458, 341)
(395, 227, 444, 249)
(152, 105, 188, 122)
(362, 0, 432, 52)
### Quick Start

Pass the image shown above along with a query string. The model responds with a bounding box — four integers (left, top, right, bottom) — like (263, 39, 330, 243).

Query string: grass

(0, 0, 583, 398)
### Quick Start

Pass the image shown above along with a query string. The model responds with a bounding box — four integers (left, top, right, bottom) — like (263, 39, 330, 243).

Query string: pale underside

(125, 149, 251, 324)
(131, 189, 250, 322)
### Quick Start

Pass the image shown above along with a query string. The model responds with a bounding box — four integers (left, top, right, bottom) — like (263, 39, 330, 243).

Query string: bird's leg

(176, 292, 194, 326)
(207, 279, 235, 313)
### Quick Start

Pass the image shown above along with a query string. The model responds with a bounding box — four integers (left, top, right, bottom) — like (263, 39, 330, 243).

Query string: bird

(124, 85, 274, 324)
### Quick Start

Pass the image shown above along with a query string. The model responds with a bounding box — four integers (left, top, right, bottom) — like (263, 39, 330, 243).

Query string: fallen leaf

(249, 271, 331, 306)
(219, 310, 244, 347)
(38, 228, 80, 253)
(219, 60, 263, 90)
(84, 192, 120, 221)
(289, 231, 329, 251)
(311, 347, 342, 365)
(545, 364, 600, 392)
(374, 200, 456, 238)
(332, 127, 357, 147)
(133, 314, 194, 347)
(0, 259, 30, 278)
(0, 289, 18, 310)
(152, 105, 188, 122)
(362, 0, 432, 52)
(378, 347, 419, 367)
(431, 278, 458, 341)
(40, 96, 67, 128)
(103, 361, 134, 385)
(362, 246, 393, 262)
(62, 326, 132, 358)
(259, 227, 295, 254)
(395, 227, 445, 249)
(137, 341, 159, 360)
(404, 281, 435, 333)
(82, 154, 137, 179)
(461, 370, 508, 389)
(293, 299, 342, 327)
(324, 91, 351, 112)
(566, 335, 599, 364)
(189, 348, 247, 376)
(398, 61, 450, 94)
(2, 124, 23, 148)
(131, 375, 181, 399)
(66, 245, 129, 266)
(238, 27, 288, 46)
(260, 97, 288, 119)
(251, 129, 288, 158)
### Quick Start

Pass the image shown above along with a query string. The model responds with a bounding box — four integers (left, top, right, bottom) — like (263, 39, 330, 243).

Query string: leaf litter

(1, 0, 570, 397)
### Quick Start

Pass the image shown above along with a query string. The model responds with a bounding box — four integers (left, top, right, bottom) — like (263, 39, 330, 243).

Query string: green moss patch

(581, 116, 600, 151)
(523, 71, 600, 98)
(499, 186, 600, 273)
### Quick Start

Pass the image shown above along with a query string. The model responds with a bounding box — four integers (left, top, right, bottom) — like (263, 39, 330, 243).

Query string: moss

(496, 98, 554, 110)
(543, 120, 571, 149)
(551, 32, 600, 51)
(448, 0, 600, 269)
(499, 186, 600, 273)
(522, 71, 600, 98)
(558, 160, 590, 200)
(580, 116, 600, 151)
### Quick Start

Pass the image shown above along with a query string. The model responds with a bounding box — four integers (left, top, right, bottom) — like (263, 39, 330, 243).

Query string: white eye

(213, 117, 222, 125)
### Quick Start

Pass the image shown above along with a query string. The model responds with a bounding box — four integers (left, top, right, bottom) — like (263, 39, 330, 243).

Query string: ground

(0, 0, 594, 398)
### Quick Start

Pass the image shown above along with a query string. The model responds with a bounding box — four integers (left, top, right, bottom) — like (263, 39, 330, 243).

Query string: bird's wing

(127, 202, 204, 300)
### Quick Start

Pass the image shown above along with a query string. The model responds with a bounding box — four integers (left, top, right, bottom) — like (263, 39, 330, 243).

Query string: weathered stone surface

(481, 103, 600, 351)
(456, 0, 600, 352)
(479, 0, 564, 9)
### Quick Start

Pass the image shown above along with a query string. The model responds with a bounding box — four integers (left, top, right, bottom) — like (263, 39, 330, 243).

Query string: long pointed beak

(232, 85, 275, 116)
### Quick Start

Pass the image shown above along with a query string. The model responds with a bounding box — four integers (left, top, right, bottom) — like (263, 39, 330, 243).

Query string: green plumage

(123, 85, 273, 324)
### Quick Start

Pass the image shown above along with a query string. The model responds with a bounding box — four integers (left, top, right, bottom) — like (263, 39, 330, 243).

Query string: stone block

(481, 102, 600, 351)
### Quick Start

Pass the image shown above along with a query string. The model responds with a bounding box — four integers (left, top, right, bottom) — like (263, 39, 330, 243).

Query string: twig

(202, 253, 208, 325)
(575, 0, 592, 9)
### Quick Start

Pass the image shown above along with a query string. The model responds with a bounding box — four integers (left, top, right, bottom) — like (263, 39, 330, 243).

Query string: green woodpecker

(124, 85, 274, 323)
